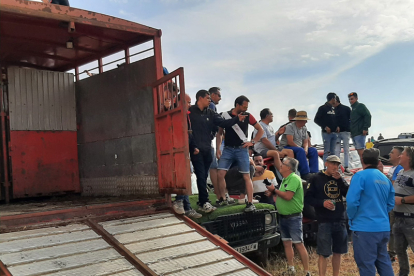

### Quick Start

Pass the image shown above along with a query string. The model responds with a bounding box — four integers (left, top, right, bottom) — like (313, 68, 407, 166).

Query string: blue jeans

(352, 134, 366, 150)
(283, 146, 319, 176)
(353, 231, 394, 276)
(280, 215, 303, 243)
(335, 131, 350, 168)
(393, 217, 414, 276)
(317, 222, 348, 257)
(191, 149, 212, 206)
(322, 132, 338, 162)
(175, 195, 191, 211)
(217, 146, 250, 173)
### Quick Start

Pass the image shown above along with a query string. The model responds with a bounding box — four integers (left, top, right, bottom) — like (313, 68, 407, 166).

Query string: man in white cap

(305, 155, 349, 276)
(279, 111, 319, 180)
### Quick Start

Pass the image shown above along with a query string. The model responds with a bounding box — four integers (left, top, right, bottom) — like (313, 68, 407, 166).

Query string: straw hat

(293, 111, 311, 121)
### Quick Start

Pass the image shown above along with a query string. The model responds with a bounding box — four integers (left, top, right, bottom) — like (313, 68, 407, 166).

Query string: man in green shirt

(348, 92, 372, 162)
(266, 157, 310, 276)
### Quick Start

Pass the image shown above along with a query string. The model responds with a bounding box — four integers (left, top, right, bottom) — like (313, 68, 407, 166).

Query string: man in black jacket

(189, 90, 246, 213)
(314, 93, 338, 163)
(305, 155, 349, 276)
(333, 96, 353, 175)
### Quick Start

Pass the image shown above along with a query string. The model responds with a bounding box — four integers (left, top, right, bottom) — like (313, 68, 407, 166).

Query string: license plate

(234, 242, 258, 254)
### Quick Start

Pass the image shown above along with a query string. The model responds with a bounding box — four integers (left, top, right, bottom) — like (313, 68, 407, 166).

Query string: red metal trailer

(0, 0, 190, 203)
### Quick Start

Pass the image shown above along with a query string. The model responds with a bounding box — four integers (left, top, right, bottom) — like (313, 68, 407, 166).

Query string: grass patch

(178, 194, 275, 224)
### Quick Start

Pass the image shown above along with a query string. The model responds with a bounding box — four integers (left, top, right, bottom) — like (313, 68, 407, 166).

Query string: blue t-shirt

(390, 165, 403, 181)
(209, 101, 217, 112)
(346, 168, 395, 232)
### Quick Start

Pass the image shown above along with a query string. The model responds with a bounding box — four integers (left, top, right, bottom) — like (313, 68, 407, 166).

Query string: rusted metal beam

(0, 199, 166, 229)
(0, 260, 12, 276)
(0, 84, 10, 204)
(1, 34, 100, 54)
(179, 214, 273, 276)
(0, 0, 159, 37)
(85, 219, 158, 276)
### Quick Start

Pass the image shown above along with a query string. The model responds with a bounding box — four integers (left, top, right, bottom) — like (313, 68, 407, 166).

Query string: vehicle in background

(374, 137, 414, 165)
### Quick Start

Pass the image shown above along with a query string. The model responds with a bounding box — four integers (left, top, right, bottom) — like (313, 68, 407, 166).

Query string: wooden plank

(166, 259, 246, 276)
(0, 224, 89, 243)
(99, 213, 174, 227)
(0, 230, 99, 254)
(126, 232, 206, 254)
(103, 216, 183, 235)
(1, 238, 109, 266)
(136, 240, 217, 263)
(7, 248, 121, 276)
(115, 224, 194, 244)
(148, 250, 231, 275)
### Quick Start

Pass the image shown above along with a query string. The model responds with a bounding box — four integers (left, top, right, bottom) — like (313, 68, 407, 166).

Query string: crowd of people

(166, 86, 414, 276)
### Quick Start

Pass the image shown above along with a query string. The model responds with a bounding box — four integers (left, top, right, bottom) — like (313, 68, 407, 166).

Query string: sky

(41, 0, 414, 144)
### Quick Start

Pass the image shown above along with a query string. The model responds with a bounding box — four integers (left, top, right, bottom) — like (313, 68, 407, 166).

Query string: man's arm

(346, 174, 363, 220)
(244, 123, 264, 148)
(216, 128, 224, 159)
(387, 182, 395, 213)
(361, 104, 372, 133)
(286, 135, 299, 147)
(304, 179, 324, 207)
(262, 138, 278, 150)
(314, 106, 324, 129)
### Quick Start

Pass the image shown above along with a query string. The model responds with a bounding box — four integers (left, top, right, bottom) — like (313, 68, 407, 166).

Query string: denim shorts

(210, 147, 218, 169)
(352, 135, 366, 150)
(217, 146, 250, 173)
(317, 222, 348, 257)
(280, 215, 303, 243)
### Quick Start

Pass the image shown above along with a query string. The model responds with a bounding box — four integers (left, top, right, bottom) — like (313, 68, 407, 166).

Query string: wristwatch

(251, 140, 255, 145)
(402, 197, 406, 204)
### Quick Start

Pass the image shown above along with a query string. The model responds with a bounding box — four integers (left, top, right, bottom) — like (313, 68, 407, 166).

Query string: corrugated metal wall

(7, 67, 76, 131)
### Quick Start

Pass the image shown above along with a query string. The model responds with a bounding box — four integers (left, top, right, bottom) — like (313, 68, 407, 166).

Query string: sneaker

(185, 209, 202, 219)
(216, 197, 227, 206)
(225, 193, 236, 204)
(282, 268, 296, 275)
(244, 202, 256, 212)
(198, 202, 217, 213)
(238, 197, 259, 204)
(172, 200, 185, 215)
(344, 167, 354, 176)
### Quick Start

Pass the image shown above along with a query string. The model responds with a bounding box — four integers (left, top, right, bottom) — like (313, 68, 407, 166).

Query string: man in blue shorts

(305, 155, 349, 276)
(348, 92, 371, 163)
(216, 95, 264, 212)
(266, 157, 311, 276)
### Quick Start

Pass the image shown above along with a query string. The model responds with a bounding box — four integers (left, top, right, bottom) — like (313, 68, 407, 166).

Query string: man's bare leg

(281, 148, 294, 158)
(318, 255, 328, 276)
(332, 253, 341, 276)
(217, 169, 228, 200)
(283, 241, 295, 266)
(294, 242, 310, 271)
(209, 168, 220, 197)
(357, 149, 364, 163)
(266, 150, 282, 170)
(242, 173, 253, 203)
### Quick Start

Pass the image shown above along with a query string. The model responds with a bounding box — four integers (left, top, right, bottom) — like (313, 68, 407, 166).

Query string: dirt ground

(265, 243, 414, 276)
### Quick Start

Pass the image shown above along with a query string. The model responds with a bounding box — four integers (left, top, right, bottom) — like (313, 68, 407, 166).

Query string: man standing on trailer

(216, 95, 264, 212)
(189, 90, 246, 213)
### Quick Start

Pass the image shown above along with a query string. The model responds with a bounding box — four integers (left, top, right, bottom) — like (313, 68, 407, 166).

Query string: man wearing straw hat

(279, 111, 319, 180)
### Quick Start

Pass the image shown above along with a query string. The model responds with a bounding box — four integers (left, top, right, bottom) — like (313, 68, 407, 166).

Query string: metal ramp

(0, 213, 270, 276)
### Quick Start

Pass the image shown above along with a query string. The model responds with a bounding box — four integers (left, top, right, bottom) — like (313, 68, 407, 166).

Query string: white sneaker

(185, 209, 202, 219)
(225, 193, 236, 204)
(172, 200, 185, 215)
(198, 202, 217, 213)
(238, 197, 259, 204)
(344, 167, 354, 176)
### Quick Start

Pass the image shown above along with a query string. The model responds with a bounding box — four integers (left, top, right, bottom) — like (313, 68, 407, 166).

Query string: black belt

(394, 212, 414, 218)
(280, 212, 301, 218)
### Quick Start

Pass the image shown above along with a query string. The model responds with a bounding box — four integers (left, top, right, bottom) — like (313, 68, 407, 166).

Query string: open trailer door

(152, 68, 191, 195)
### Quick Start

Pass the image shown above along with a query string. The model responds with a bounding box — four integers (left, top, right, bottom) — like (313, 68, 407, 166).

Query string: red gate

(152, 68, 191, 195)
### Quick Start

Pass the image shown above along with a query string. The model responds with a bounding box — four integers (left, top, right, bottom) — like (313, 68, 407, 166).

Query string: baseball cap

(326, 155, 341, 163)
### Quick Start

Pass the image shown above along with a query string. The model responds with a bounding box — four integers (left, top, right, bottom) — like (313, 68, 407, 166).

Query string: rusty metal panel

(7, 67, 76, 131)
(81, 175, 158, 197)
(9, 130, 80, 198)
(76, 57, 158, 197)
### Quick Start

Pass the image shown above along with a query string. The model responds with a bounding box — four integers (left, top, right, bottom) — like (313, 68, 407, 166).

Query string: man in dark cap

(314, 92, 338, 163)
